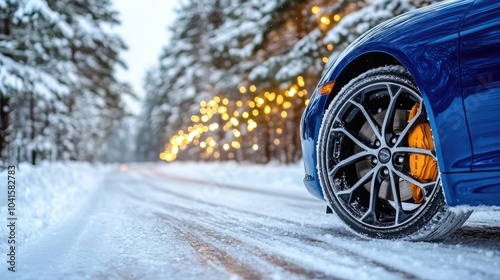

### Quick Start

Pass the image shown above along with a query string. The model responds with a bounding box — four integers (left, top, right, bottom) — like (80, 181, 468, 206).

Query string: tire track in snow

(295, 235, 422, 280)
(447, 226, 500, 250)
(126, 169, 500, 279)
(119, 179, 350, 278)
(154, 210, 335, 280)
(126, 173, 326, 230)
(122, 177, 421, 279)
(195, 211, 423, 280)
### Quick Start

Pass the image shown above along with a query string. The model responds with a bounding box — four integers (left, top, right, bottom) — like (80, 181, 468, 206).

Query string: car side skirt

(442, 171, 500, 206)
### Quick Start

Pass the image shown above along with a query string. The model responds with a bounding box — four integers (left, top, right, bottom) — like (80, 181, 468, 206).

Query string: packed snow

(0, 162, 108, 252)
(0, 162, 499, 279)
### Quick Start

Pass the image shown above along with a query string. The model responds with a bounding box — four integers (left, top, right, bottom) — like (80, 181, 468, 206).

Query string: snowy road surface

(2, 162, 500, 279)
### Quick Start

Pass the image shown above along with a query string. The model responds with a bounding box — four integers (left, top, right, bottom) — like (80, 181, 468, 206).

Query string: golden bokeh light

(233, 129, 241, 137)
(162, 72, 311, 161)
(230, 117, 239, 126)
(276, 95, 284, 104)
(264, 106, 271, 115)
(231, 141, 241, 149)
(297, 76, 305, 87)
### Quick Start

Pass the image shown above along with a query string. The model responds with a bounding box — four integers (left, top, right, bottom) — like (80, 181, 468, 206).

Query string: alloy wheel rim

(324, 81, 439, 229)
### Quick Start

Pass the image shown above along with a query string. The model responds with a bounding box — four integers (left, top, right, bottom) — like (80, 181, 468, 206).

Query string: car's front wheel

(317, 65, 470, 241)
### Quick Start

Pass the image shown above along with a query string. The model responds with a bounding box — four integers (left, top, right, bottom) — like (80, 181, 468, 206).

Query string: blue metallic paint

(301, 0, 500, 206)
(442, 171, 500, 206)
(459, 0, 500, 172)
(301, 87, 328, 200)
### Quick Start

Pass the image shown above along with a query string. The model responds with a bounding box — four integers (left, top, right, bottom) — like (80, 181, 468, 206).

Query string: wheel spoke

(336, 169, 375, 203)
(386, 84, 393, 96)
(328, 151, 372, 176)
(348, 100, 382, 140)
(393, 169, 437, 192)
(381, 86, 403, 139)
(422, 182, 436, 196)
(332, 127, 373, 152)
(395, 147, 436, 158)
(360, 168, 382, 224)
(388, 170, 409, 225)
(395, 104, 423, 147)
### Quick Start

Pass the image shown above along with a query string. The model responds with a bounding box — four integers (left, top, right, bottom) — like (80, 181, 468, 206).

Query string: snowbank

(0, 162, 107, 251)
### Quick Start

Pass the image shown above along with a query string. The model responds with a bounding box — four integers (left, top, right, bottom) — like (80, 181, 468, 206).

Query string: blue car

(301, 0, 500, 240)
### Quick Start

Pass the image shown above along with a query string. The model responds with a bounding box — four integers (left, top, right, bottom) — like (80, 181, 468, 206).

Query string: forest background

(0, 0, 438, 166)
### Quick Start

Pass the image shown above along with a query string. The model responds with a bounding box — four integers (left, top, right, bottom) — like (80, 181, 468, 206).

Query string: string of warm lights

(160, 76, 310, 162)
(160, 5, 343, 162)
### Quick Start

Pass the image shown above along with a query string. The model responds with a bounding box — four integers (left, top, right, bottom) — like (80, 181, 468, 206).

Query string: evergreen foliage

(140, 0, 440, 163)
(0, 0, 131, 164)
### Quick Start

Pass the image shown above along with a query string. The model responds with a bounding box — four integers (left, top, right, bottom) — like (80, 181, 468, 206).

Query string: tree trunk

(30, 91, 36, 164)
(0, 94, 9, 160)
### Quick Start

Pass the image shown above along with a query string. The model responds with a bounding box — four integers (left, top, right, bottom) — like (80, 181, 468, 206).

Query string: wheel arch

(325, 51, 403, 107)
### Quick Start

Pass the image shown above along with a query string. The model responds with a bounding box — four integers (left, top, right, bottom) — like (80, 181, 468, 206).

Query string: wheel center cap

(378, 148, 391, 164)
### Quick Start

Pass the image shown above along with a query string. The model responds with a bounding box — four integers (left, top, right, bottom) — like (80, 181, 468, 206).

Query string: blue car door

(459, 0, 500, 171)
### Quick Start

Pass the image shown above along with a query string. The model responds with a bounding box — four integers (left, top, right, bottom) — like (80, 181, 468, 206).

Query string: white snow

(0, 161, 499, 279)
(0, 162, 108, 252)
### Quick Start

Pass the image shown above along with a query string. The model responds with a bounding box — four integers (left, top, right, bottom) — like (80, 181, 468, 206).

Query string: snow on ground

(0, 161, 499, 279)
(0, 162, 109, 252)
(0, 161, 306, 256)
(155, 161, 308, 195)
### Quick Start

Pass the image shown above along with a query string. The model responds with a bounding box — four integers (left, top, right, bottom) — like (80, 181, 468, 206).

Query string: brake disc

(355, 109, 413, 201)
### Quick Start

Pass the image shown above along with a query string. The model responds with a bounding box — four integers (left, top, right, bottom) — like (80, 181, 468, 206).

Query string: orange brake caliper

(407, 104, 438, 204)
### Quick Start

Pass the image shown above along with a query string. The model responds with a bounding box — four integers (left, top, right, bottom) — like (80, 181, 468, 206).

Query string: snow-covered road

(2, 163, 500, 279)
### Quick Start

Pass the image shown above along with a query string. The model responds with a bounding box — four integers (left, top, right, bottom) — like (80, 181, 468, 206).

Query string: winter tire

(317, 66, 471, 241)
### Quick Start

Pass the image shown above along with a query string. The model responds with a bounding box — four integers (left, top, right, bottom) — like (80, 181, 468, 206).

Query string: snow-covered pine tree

(47, 0, 131, 161)
(138, 0, 224, 161)
(136, 67, 169, 162)
(0, 0, 130, 164)
(0, 0, 74, 164)
(210, 0, 313, 163)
